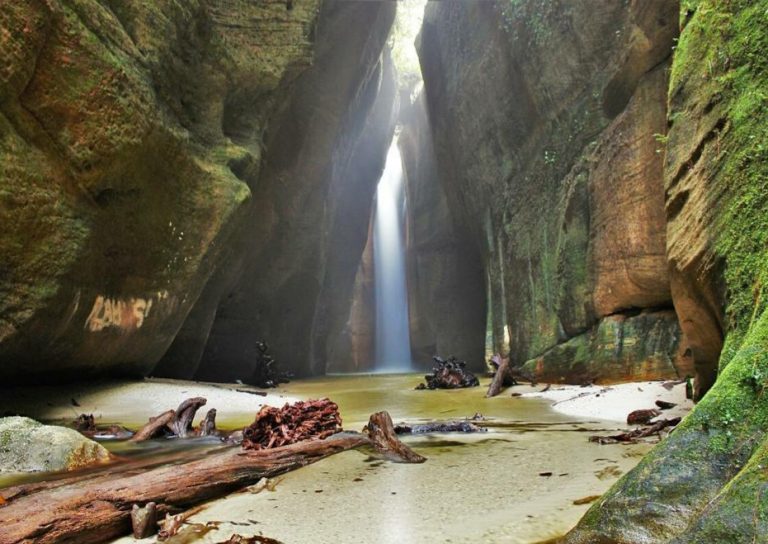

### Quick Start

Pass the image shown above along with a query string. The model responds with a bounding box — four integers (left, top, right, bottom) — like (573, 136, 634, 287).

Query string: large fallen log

(0, 412, 422, 544)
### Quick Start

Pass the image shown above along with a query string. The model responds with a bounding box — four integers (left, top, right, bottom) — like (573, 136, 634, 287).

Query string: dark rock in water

(417, 356, 480, 390)
(249, 341, 291, 389)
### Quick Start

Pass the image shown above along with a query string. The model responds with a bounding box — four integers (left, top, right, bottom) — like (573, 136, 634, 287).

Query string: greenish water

(1, 374, 650, 543)
(268, 373, 570, 429)
(126, 374, 647, 544)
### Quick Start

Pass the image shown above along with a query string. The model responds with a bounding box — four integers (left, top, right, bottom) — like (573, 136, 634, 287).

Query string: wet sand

(0, 374, 682, 543)
(63, 373, 656, 544)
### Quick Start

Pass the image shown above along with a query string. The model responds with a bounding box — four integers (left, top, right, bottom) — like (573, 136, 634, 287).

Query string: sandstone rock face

(566, 1, 768, 541)
(0, 416, 110, 472)
(326, 220, 376, 373)
(0, 0, 321, 381)
(522, 310, 681, 385)
(417, 0, 682, 382)
(399, 93, 486, 370)
(157, 1, 397, 381)
(588, 65, 672, 318)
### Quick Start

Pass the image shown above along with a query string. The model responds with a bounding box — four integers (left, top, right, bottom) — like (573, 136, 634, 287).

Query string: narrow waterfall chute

(373, 139, 412, 371)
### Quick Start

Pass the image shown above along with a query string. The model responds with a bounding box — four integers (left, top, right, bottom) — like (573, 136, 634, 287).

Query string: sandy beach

(515, 379, 693, 425)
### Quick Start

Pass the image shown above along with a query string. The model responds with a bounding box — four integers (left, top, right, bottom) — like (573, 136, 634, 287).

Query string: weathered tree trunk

(0, 413, 421, 544)
(130, 397, 209, 442)
(130, 410, 175, 442)
(486, 355, 511, 398)
(365, 411, 426, 463)
(486, 354, 537, 398)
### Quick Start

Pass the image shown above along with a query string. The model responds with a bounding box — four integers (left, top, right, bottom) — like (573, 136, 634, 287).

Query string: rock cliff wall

(399, 93, 486, 369)
(416, 0, 683, 381)
(566, 1, 768, 541)
(0, 0, 321, 381)
(0, 0, 396, 382)
(158, 0, 397, 381)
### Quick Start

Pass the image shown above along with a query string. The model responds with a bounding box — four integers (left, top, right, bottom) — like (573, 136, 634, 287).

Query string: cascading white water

(373, 139, 412, 371)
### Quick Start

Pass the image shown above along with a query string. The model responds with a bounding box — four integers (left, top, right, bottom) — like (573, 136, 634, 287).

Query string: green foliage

(711, 1, 768, 352)
(389, 0, 427, 94)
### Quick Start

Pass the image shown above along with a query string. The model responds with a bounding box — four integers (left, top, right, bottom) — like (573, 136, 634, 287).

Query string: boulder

(0, 416, 110, 473)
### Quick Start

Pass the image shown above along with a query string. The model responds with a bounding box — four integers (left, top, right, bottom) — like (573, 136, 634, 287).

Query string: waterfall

(373, 139, 412, 371)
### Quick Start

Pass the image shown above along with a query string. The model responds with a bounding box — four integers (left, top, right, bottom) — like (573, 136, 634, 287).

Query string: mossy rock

(0, 416, 110, 473)
(523, 311, 681, 384)
(565, 1, 768, 541)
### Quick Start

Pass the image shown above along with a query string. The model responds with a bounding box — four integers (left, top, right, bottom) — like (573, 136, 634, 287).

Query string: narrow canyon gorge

(1, 0, 767, 542)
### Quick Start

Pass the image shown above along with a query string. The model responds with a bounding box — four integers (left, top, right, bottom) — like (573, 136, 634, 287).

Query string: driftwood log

(130, 397, 212, 442)
(364, 412, 425, 463)
(394, 421, 485, 434)
(0, 412, 423, 544)
(589, 417, 682, 445)
(486, 353, 537, 398)
(416, 356, 479, 390)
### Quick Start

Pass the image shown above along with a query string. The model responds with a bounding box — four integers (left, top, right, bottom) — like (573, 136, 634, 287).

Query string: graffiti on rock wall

(84, 291, 170, 333)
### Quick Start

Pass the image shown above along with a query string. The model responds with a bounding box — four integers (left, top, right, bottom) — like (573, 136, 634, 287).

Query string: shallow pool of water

(96, 373, 647, 544)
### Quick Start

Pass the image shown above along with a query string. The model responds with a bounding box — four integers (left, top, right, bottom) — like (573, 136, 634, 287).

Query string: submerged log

(394, 421, 485, 434)
(0, 412, 422, 544)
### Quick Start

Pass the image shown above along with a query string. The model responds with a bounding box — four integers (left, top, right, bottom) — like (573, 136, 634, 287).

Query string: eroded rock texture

(157, 0, 397, 381)
(1, 0, 396, 382)
(0, 0, 321, 381)
(416, 0, 683, 382)
(399, 93, 486, 370)
(566, 1, 768, 541)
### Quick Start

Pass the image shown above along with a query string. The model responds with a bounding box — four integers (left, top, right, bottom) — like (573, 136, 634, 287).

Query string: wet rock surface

(159, 0, 398, 381)
(399, 93, 487, 370)
(0, 1, 396, 383)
